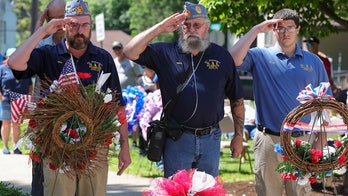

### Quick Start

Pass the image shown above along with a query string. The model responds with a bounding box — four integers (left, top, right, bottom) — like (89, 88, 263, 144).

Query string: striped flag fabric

(58, 58, 79, 86)
(8, 91, 32, 123)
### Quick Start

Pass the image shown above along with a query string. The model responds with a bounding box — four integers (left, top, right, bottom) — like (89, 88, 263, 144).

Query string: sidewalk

(0, 152, 151, 195)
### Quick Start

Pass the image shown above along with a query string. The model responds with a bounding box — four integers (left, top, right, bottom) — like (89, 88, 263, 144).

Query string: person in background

(335, 73, 348, 105)
(112, 41, 144, 89)
(113, 41, 143, 148)
(304, 36, 340, 96)
(30, 1, 67, 195)
(124, 1, 245, 178)
(8, 0, 131, 195)
(0, 48, 33, 154)
(230, 8, 330, 196)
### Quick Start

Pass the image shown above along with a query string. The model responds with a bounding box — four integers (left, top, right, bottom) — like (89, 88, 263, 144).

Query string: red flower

(37, 99, 44, 108)
(291, 173, 297, 180)
(311, 155, 320, 163)
(49, 162, 58, 170)
(338, 155, 347, 166)
(29, 151, 41, 162)
(29, 119, 37, 128)
(295, 139, 302, 147)
(66, 128, 79, 139)
(77, 72, 91, 79)
(309, 176, 316, 184)
(87, 150, 98, 161)
(309, 149, 323, 158)
(281, 155, 287, 161)
(334, 140, 342, 148)
(105, 136, 113, 146)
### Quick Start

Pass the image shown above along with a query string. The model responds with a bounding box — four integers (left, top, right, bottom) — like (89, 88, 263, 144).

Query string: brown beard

(66, 30, 91, 50)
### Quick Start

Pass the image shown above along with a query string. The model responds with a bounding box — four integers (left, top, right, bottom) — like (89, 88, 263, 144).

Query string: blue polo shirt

(11, 40, 125, 106)
(0, 64, 32, 102)
(237, 44, 330, 133)
(134, 42, 244, 128)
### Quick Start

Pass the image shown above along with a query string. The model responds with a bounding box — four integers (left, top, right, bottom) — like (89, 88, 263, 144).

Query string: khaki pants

(253, 131, 312, 196)
(43, 150, 109, 196)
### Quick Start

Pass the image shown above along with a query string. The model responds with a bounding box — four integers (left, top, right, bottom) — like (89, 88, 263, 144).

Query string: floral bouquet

(142, 169, 226, 196)
(25, 71, 122, 175)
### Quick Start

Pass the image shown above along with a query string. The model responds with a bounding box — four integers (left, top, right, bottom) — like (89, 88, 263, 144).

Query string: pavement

(0, 152, 151, 195)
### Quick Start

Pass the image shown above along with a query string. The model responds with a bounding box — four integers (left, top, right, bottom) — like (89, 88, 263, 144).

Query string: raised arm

(123, 13, 186, 61)
(8, 18, 71, 71)
(230, 19, 282, 66)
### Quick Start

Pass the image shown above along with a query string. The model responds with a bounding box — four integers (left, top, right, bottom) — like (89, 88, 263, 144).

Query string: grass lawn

(108, 138, 255, 183)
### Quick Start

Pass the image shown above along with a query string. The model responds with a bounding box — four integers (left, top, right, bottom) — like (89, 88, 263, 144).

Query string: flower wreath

(275, 82, 348, 184)
(25, 79, 122, 175)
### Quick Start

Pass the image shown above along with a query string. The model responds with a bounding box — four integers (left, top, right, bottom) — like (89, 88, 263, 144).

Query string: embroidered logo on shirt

(176, 62, 183, 65)
(205, 60, 220, 69)
(88, 61, 102, 71)
(300, 64, 313, 72)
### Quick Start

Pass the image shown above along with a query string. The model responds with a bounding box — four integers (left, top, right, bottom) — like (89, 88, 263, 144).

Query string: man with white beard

(124, 1, 245, 178)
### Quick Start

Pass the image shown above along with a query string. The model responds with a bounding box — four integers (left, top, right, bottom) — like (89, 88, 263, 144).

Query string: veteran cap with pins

(183, 1, 208, 20)
(65, 0, 90, 17)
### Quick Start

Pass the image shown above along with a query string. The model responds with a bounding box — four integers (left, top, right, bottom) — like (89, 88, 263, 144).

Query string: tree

(127, 0, 184, 42)
(88, 0, 131, 33)
(200, 0, 348, 38)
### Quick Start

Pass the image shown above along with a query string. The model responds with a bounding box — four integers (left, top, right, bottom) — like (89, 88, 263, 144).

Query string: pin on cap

(65, 0, 90, 17)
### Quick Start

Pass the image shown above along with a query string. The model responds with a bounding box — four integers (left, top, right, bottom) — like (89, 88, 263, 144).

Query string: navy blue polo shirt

(12, 40, 125, 106)
(134, 42, 244, 128)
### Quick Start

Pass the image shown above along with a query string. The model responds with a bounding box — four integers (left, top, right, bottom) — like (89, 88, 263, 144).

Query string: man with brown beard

(8, 0, 131, 195)
(124, 1, 245, 178)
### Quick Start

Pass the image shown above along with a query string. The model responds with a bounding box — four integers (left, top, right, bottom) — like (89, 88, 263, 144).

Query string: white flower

(50, 80, 61, 93)
(322, 146, 336, 158)
(297, 173, 311, 185)
(103, 93, 112, 103)
(334, 167, 346, 175)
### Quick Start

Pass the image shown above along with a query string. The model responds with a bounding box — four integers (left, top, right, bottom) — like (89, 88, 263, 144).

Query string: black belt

(183, 124, 219, 136)
(257, 125, 306, 138)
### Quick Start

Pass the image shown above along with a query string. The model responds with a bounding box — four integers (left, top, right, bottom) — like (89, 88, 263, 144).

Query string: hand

(230, 134, 243, 158)
(42, 18, 71, 36)
(158, 13, 186, 33)
(117, 144, 131, 175)
(256, 19, 283, 33)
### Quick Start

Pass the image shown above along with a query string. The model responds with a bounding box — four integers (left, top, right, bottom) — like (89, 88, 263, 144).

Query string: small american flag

(58, 58, 79, 86)
(8, 91, 32, 123)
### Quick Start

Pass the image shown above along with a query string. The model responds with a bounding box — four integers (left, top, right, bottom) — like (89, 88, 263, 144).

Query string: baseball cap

(65, 0, 90, 17)
(112, 41, 123, 50)
(183, 2, 208, 20)
(304, 36, 320, 44)
(5, 48, 16, 57)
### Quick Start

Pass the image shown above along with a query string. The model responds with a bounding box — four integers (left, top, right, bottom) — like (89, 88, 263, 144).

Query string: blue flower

(274, 143, 284, 155)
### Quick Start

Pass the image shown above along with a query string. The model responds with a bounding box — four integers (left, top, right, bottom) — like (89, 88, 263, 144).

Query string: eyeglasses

(68, 22, 91, 31)
(306, 43, 312, 47)
(182, 22, 207, 31)
(113, 47, 122, 51)
(274, 26, 297, 34)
